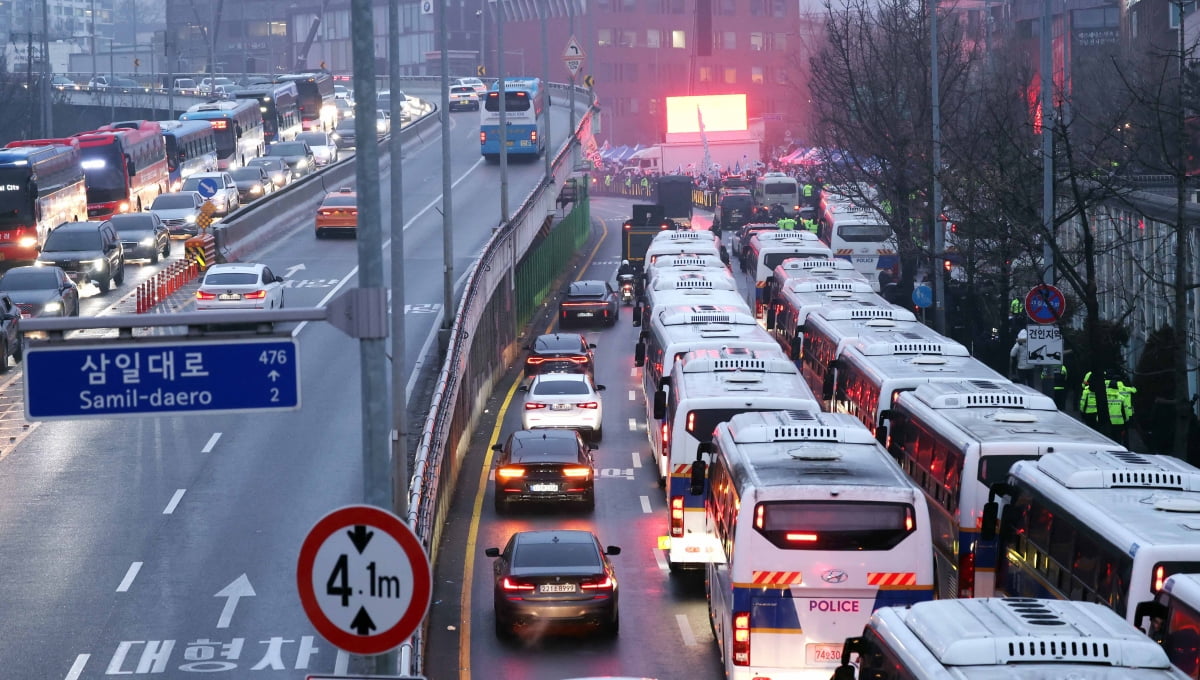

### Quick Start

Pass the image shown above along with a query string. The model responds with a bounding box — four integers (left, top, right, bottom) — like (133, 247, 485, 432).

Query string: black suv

(714, 187, 754, 232)
(36, 221, 125, 293)
(332, 118, 357, 149)
(491, 429, 596, 513)
(523, 333, 596, 380)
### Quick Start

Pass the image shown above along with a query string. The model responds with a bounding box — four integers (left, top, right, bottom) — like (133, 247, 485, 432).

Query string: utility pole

(930, 0, 946, 334)
(539, 0, 550, 180)
(439, 0, 454, 336)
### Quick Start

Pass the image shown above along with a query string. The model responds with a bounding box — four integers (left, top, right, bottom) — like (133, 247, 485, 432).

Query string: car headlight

(43, 301, 61, 313)
(377, 121, 386, 132)
(140, 237, 155, 246)
(186, 214, 197, 223)
(296, 159, 308, 169)
(272, 173, 284, 182)
(330, 133, 340, 140)
(17, 236, 38, 248)
(250, 185, 262, 194)
(33, 260, 46, 267)
(88, 258, 107, 271)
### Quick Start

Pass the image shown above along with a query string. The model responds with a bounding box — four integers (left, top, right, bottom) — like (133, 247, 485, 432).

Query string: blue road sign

(911, 284, 933, 308)
(196, 177, 220, 198)
(24, 337, 300, 420)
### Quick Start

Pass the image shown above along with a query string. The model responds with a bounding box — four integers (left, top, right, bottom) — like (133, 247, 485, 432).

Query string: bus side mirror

(653, 389, 666, 419)
(981, 501, 999, 541)
(689, 459, 707, 496)
(789, 334, 800, 361)
(836, 636, 864, 673)
(632, 302, 642, 327)
(1134, 600, 1167, 633)
(634, 340, 646, 367)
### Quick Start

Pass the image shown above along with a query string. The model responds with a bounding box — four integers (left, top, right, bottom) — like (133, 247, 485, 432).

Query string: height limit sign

(297, 505, 432, 656)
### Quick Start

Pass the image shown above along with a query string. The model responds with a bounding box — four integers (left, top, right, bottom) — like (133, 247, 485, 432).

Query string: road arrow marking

(347, 525, 374, 554)
(215, 574, 256, 629)
(350, 607, 377, 635)
(285, 264, 307, 277)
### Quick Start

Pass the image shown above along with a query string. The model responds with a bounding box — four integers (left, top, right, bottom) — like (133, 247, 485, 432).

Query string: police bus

(797, 301, 919, 401)
(764, 266, 876, 336)
(644, 253, 729, 287)
(818, 189, 897, 287)
(830, 332, 1001, 433)
(700, 409, 934, 679)
(986, 450, 1200, 629)
(1136, 573, 1200, 677)
(876, 380, 1124, 599)
(641, 271, 745, 325)
(744, 230, 832, 316)
(832, 598, 1191, 679)
(763, 257, 865, 312)
(651, 348, 820, 569)
(157, 120, 218, 191)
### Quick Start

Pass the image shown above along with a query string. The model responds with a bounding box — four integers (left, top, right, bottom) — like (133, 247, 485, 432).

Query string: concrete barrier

(212, 104, 442, 263)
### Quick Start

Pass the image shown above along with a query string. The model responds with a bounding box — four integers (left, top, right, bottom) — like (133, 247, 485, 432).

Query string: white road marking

(334, 650, 350, 674)
(65, 654, 89, 680)
(631, 451, 642, 469)
(630, 366, 637, 377)
(628, 390, 635, 401)
(628, 418, 637, 431)
(653, 546, 668, 571)
(677, 614, 698, 647)
(116, 562, 143, 592)
(201, 432, 221, 453)
(162, 489, 186, 515)
(640, 495, 652, 514)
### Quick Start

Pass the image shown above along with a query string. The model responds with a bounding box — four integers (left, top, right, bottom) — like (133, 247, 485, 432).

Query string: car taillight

(576, 401, 599, 409)
(502, 577, 534, 592)
(733, 611, 751, 666)
(525, 356, 544, 364)
(562, 466, 591, 478)
(670, 496, 684, 538)
(243, 290, 268, 300)
(495, 466, 525, 480)
(568, 356, 589, 363)
(318, 209, 335, 216)
(524, 402, 546, 410)
(580, 576, 614, 592)
(957, 549, 975, 598)
(195, 290, 216, 300)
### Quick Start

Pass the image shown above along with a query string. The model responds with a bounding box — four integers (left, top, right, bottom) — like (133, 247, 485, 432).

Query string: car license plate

(576, 312, 594, 317)
(530, 483, 558, 492)
(807, 643, 844, 664)
(218, 293, 241, 301)
(551, 403, 571, 410)
(539, 583, 576, 593)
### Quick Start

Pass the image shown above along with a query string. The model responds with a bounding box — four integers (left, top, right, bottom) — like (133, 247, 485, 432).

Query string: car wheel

(114, 262, 125, 286)
(315, 228, 324, 239)
(12, 338, 22, 364)
(494, 616, 514, 641)
(592, 427, 603, 443)
(97, 275, 110, 294)
(604, 611, 620, 637)
(0, 341, 9, 373)
(580, 492, 595, 513)
(150, 248, 159, 264)
(163, 241, 171, 258)
(70, 298, 80, 316)
(494, 494, 510, 515)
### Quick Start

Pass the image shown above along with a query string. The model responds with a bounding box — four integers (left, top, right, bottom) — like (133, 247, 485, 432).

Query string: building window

(752, 66, 764, 84)
(630, 98, 639, 114)
(647, 0, 661, 13)
(773, 32, 788, 50)
(669, 0, 685, 13)
(699, 66, 713, 82)
(647, 29, 661, 47)
(772, 0, 788, 17)
(621, 0, 638, 12)
(649, 98, 659, 115)
(598, 28, 614, 47)
(775, 67, 788, 84)
(620, 30, 637, 47)
(750, 32, 764, 51)
(1170, 0, 1195, 29)
(719, 0, 736, 15)
(722, 31, 736, 49)
(750, 0, 765, 16)
(724, 67, 737, 83)
(672, 29, 686, 48)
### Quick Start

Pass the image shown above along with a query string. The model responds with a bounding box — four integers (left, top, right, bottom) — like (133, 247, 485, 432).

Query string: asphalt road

(422, 197, 726, 680)
(0, 100, 579, 679)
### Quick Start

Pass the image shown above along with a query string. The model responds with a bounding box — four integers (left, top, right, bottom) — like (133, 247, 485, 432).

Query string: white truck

(624, 139, 761, 175)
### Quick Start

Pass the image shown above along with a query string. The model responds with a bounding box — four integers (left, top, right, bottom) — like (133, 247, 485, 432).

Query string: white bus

(651, 348, 820, 569)
(634, 304, 779, 422)
(701, 409, 935, 679)
(798, 302, 919, 400)
(763, 259, 870, 327)
(987, 450, 1200, 631)
(830, 332, 1001, 433)
(877, 380, 1124, 600)
(753, 171, 801, 216)
(767, 281, 885, 364)
(745, 231, 833, 316)
(641, 270, 745, 323)
(832, 598, 1191, 679)
(818, 189, 897, 287)
(1137, 573, 1200, 678)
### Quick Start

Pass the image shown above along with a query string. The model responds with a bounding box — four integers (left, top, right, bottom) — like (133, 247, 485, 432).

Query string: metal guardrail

(402, 82, 596, 675)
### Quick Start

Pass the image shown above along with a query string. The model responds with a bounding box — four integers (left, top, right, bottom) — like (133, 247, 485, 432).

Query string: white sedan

(520, 373, 606, 441)
(195, 263, 286, 311)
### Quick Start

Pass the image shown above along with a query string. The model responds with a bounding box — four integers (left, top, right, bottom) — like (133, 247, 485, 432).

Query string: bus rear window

(753, 501, 916, 550)
(837, 224, 891, 242)
(685, 409, 774, 440)
(764, 183, 795, 195)
(485, 92, 532, 112)
(977, 455, 1040, 487)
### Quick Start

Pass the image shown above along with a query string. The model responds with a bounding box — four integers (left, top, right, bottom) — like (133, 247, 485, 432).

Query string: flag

(674, 164, 683, 174)
(733, 160, 741, 174)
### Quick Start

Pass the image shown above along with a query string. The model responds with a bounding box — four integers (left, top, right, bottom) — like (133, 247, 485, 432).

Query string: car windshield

(119, 229, 152, 239)
(532, 380, 590, 396)
(204, 272, 258, 285)
(269, 143, 307, 156)
(111, 215, 155, 230)
(296, 134, 327, 147)
(512, 541, 599, 569)
(230, 169, 263, 181)
(335, 121, 355, 132)
(44, 229, 99, 251)
(452, 87, 474, 94)
(247, 160, 279, 170)
(0, 269, 57, 290)
(152, 194, 197, 209)
(510, 441, 580, 464)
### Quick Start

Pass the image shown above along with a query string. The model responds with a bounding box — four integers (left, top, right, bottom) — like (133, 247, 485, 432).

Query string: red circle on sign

(297, 505, 432, 656)
(1025, 284, 1067, 324)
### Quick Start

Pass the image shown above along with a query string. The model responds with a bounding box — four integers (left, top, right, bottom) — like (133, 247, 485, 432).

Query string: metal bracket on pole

(327, 287, 389, 339)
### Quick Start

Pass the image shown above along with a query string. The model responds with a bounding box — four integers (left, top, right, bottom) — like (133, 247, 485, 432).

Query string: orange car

(315, 188, 358, 238)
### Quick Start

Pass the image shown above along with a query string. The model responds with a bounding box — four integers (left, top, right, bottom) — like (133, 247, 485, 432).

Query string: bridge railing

(402, 82, 596, 675)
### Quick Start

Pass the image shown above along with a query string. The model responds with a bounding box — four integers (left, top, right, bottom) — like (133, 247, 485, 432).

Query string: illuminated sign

(81, 159, 106, 169)
(666, 94, 748, 134)
(0, 184, 20, 191)
(210, 120, 229, 130)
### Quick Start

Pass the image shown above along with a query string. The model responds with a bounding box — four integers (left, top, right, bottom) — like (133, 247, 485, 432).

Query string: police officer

(802, 181, 815, 207)
(1052, 364, 1068, 410)
(777, 215, 797, 231)
(1106, 378, 1130, 444)
(1080, 371, 1099, 427)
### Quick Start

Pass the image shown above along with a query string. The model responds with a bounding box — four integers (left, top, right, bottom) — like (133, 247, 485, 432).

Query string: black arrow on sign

(350, 607, 377, 635)
(347, 525, 374, 554)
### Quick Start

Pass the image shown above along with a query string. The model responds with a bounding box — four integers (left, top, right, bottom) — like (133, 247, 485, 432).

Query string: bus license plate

(540, 583, 576, 593)
(807, 643, 844, 665)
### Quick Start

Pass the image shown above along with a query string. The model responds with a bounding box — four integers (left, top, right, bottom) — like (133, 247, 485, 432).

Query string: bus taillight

(670, 496, 684, 538)
(530, 130, 538, 144)
(1153, 564, 1167, 593)
(479, 131, 486, 144)
(661, 421, 670, 449)
(732, 611, 751, 666)
(958, 550, 975, 598)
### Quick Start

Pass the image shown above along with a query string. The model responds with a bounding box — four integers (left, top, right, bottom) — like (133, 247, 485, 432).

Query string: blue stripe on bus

(874, 588, 934, 609)
(668, 474, 705, 508)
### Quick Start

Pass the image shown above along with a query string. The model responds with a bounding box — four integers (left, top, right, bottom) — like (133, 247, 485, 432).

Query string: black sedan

(492, 429, 596, 513)
(0, 265, 79, 317)
(110, 213, 171, 263)
(524, 332, 596, 380)
(485, 530, 620, 640)
(558, 280, 619, 327)
(229, 167, 274, 203)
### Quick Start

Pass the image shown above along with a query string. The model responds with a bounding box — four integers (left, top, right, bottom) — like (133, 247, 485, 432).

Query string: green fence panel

(514, 181, 591, 330)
